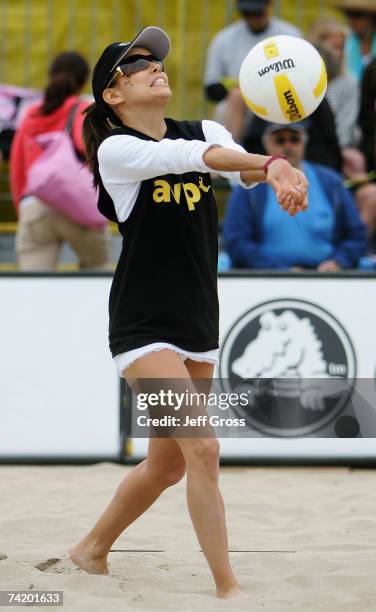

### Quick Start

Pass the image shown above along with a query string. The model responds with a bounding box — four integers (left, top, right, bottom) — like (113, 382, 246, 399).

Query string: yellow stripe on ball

(313, 59, 327, 98)
(241, 92, 268, 117)
(274, 74, 305, 122)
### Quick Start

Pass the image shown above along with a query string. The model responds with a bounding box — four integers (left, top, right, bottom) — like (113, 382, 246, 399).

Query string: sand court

(1, 463, 376, 611)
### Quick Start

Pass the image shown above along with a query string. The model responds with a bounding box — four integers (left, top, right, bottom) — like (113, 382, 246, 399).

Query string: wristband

(263, 155, 287, 176)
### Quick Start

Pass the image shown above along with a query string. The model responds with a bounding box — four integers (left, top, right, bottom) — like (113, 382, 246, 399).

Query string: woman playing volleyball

(68, 26, 308, 599)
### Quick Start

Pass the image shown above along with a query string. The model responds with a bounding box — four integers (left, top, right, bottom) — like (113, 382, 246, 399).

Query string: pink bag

(24, 103, 107, 229)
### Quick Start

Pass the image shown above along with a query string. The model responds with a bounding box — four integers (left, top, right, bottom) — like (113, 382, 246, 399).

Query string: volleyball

(239, 35, 327, 124)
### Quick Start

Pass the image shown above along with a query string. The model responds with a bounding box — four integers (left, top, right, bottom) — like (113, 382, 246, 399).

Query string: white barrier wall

(1, 273, 376, 462)
(0, 275, 120, 459)
(131, 273, 376, 461)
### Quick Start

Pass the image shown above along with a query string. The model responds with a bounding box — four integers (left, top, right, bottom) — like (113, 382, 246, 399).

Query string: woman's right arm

(98, 134, 307, 215)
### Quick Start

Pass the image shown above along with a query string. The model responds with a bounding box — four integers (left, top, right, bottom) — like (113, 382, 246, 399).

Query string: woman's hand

(266, 159, 309, 216)
(201, 145, 308, 214)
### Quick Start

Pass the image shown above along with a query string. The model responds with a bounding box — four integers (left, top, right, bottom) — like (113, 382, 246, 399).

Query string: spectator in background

(223, 123, 367, 270)
(0, 85, 41, 167)
(203, 0, 301, 142)
(337, 0, 376, 83)
(10, 51, 112, 271)
(359, 56, 376, 171)
(308, 18, 359, 150)
(308, 19, 367, 182)
(242, 96, 343, 173)
(308, 19, 376, 245)
(357, 57, 376, 247)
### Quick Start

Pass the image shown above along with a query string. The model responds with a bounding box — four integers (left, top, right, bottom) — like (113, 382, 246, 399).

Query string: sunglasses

(272, 133, 303, 145)
(106, 54, 164, 87)
(344, 9, 368, 18)
(241, 9, 265, 17)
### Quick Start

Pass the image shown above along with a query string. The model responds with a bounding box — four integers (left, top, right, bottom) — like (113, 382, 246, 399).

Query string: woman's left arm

(202, 120, 308, 214)
(202, 120, 309, 215)
(202, 120, 264, 186)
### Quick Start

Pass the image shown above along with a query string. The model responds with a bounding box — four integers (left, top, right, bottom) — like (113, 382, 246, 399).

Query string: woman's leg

(69, 350, 190, 573)
(126, 351, 242, 597)
(68, 438, 186, 575)
(184, 359, 229, 564)
(69, 350, 242, 598)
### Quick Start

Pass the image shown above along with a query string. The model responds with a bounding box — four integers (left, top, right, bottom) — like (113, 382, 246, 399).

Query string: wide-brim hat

(336, 0, 376, 13)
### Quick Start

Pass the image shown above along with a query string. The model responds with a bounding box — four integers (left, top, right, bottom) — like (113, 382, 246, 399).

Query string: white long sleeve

(98, 135, 215, 184)
(98, 120, 257, 223)
(201, 119, 258, 189)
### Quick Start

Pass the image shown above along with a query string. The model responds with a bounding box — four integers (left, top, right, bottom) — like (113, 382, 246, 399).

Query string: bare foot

(68, 544, 109, 575)
(216, 584, 247, 599)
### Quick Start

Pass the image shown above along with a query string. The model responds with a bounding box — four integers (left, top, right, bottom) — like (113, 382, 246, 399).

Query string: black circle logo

(219, 299, 357, 437)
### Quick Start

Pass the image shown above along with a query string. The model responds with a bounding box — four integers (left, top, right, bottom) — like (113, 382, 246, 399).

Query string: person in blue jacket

(223, 122, 367, 270)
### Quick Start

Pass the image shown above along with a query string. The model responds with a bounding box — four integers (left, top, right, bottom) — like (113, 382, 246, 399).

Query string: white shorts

(114, 342, 219, 377)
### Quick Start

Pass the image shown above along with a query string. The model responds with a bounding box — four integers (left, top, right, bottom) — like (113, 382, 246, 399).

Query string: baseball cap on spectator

(261, 122, 308, 147)
(92, 26, 170, 119)
(237, 0, 269, 12)
(263, 122, 307, 136)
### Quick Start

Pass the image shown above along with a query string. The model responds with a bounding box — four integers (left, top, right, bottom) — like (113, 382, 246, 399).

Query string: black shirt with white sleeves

(97, 118, 255, 357)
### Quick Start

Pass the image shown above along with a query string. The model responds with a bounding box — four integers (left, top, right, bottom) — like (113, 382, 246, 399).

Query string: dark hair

(40, 51, 89, 115)
(82, 103, 121, 188)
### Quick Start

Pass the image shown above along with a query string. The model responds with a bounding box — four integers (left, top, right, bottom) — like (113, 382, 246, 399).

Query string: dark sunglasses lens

(120, 55, 163, 75)
(242, 9, 264, 17)
(274, 134, 302, 144)
(108, 56, 164, 84)
(121, 59, 152, 75)
(345, 10, 364, 17)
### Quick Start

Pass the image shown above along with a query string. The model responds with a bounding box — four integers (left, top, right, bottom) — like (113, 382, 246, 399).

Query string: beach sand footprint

(34, 557, 83, 574)
(158, 563, 170, 571)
